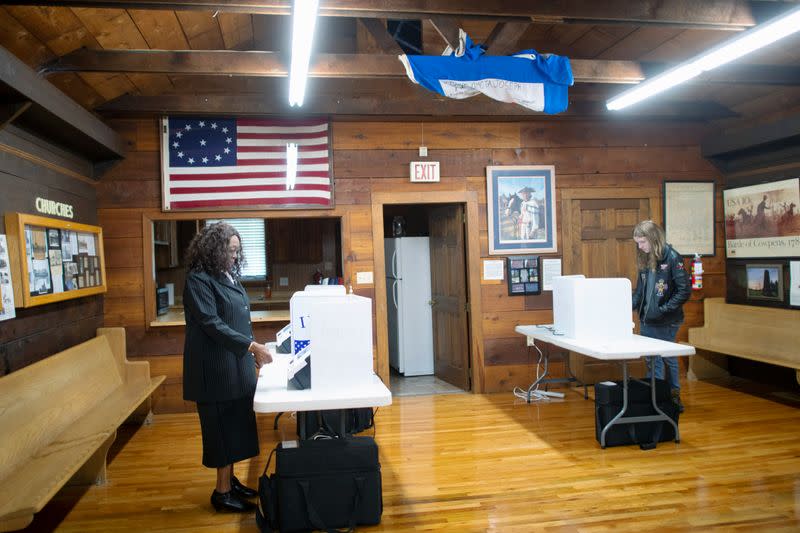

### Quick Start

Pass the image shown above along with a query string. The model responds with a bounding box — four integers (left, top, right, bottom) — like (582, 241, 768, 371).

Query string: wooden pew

(687, 298, 800, 384)
(0, 327, 165, 532)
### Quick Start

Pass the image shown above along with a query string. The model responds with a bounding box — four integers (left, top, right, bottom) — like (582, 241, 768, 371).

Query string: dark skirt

(196, 397, 259, 468)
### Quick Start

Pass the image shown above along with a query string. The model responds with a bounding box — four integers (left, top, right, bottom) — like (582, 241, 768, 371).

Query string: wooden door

(428, 204, 470, 390)
(561, 188, 660, 384)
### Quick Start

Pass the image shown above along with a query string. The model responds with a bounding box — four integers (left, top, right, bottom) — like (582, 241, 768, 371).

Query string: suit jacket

(182, 269, 257, 403)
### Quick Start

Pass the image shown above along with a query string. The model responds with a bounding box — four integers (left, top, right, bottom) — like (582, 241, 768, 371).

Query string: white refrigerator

(385, 237, 435, 376)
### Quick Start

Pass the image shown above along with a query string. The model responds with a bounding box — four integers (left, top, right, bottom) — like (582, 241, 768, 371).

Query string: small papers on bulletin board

(0, 235, 16, 321)
(482, 259, 505, 281)
(541, 258, 562, 291)
(791, 261, 800, 307)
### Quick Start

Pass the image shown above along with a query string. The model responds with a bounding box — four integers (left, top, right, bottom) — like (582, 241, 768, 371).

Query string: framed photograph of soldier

(486, 165, 557, 255)
(663, 181, 716, 256)
(507, 255, 541, 296)
(723, 177, 800, 259)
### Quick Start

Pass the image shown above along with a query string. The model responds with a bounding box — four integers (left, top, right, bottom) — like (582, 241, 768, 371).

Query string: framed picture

(723, 177, 800, 258)
(746, 263, 784, 301)
(663, 181, 715, 256)
(507, 255, 541, 295)
(486, 165, 557, 255)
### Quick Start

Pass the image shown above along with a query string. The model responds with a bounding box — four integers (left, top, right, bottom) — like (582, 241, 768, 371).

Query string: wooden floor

(22, 378, 800, 532)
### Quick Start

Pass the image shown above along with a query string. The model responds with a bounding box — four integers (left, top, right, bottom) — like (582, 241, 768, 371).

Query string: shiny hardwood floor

(22, 378, 800, 532)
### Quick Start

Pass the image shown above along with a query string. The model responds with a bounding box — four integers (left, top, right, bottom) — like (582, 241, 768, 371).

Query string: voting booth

(552, 275, 633, 340)
(287, 285, 374, 391)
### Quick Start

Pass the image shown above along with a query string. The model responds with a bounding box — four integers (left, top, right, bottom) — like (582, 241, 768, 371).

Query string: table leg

(649, 369, 680, 443)
(298, 412, 307, 440)
(600, 361, 630, 448)
(599, 361, 681, 448)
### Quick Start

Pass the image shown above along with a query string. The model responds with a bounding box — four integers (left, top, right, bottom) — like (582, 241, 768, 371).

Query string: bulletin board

(3, 212, 106, 308)
(507, 255, 541, 296)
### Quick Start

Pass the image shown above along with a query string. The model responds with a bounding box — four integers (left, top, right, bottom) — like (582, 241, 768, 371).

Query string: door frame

(371, 190, 484, 393)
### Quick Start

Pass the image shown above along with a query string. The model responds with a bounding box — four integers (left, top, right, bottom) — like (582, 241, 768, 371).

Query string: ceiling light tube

(286, 143, 298, 190)
(607, 3, 800, 111)
(288, 0, 319, 107)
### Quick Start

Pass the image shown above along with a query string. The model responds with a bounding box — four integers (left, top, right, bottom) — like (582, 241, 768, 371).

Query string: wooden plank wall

(0, 125, 103, 376)
(97, 117, 725, 412)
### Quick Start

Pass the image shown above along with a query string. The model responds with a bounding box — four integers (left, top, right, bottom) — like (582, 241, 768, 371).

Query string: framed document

(663, 181, 715, 256)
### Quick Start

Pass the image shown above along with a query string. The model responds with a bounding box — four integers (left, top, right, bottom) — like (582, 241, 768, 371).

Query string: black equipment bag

(298, 408, 375, 439)
(595, 379, 679, 449)
(256, 437, 383, 533)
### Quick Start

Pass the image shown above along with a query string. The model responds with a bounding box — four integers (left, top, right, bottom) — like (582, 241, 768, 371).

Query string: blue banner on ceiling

(399, 30, 573, 114)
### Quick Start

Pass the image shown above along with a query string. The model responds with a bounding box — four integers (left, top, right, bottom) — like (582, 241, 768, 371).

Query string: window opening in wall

(205, 218, 267, 280)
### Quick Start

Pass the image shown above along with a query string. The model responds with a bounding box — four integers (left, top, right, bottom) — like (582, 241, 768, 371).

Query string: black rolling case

(595, 379, 679, 449)
(256, 437, 382, 532)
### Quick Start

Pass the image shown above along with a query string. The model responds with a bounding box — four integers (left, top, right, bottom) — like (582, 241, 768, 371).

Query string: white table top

(252, 353, 392, 413)
(515, 325, 696, 360)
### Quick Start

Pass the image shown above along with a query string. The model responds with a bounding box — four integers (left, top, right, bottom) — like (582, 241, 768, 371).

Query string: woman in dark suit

(183, 221, 272, 512)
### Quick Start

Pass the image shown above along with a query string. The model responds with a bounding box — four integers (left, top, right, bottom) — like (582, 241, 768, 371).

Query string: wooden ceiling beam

(6, 0, 779, 29)
(428, 16, 461, 51)
(358, 18, 403, 54)
(0, 45, 125, 159)
(47, 49, 800, 86)
(42, 49, 648, 83)
(96, 92, 737, 120)
(0, 101, 32, 131)
(483, 22, 531, 55)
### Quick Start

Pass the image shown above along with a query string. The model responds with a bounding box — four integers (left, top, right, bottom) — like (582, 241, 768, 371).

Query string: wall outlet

(419, 146, 428, 157)
(527, 336, 535, 347)
(356, 271, 373, 284)
(279, 277, 289, 286)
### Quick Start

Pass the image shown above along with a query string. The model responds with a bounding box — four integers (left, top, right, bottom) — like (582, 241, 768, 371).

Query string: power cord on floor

(512, 342, 555, 402)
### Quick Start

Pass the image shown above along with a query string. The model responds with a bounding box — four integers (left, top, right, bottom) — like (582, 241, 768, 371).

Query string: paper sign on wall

(0, 235, 16, 321)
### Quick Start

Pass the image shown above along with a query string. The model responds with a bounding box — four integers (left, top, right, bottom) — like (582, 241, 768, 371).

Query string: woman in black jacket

(632, 220, 691, 412)
(183, 222, 273, 512)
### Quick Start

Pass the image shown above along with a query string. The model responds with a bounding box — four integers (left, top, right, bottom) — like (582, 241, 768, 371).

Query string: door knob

(428, 299, 437, 306)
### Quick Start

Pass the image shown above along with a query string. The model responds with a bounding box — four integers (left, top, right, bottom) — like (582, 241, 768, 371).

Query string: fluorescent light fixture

(607, 4, 800, 111)
(288, 0, 319, 107)
(286, 143, 298, 190)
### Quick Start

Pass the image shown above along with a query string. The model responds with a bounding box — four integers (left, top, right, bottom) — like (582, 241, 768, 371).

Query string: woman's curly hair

(185, 221, 245, 278)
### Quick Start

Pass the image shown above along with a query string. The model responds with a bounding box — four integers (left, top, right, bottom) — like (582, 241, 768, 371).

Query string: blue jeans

(640, 322, 681, 392)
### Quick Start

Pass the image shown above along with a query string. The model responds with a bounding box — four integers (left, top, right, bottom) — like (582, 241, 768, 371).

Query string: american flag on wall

(160, 117, 333, 210)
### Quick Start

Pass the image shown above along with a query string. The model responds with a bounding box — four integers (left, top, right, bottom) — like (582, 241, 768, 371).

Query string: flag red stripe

(168, 171, 329, 181)
(236, 118, 328, 128)
(170, 184, 330, 194)
(237, 157, 329, 166)
(237, 143, 328, 153)
(170, 197, 331, 209)
(237, 131, 327, 140)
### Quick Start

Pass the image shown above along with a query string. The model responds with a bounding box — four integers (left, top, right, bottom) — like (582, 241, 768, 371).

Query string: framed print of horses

(486, 165, 557, 255)
(723, 177, 800, 258)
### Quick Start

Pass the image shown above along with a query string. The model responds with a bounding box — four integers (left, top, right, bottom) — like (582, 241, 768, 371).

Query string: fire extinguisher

(691, 253, 703, 290)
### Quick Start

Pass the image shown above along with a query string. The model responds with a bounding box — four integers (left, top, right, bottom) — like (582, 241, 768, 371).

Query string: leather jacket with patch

(632, 244, 691, 326)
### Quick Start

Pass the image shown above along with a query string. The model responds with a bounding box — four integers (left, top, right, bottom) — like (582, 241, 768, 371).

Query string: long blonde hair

(633, 220, 666, 271)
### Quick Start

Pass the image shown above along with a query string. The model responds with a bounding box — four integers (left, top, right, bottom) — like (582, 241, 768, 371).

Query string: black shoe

(231, 475, 258, 499)
(211, 490, 256, 512)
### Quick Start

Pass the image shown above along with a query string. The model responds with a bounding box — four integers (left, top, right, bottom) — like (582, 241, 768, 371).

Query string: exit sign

(409, 161, 440, 183)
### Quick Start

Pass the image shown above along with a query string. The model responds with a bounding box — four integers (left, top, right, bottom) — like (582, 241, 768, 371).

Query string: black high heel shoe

(231, 475, 258, 499)
(211, 489, 256, 512)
